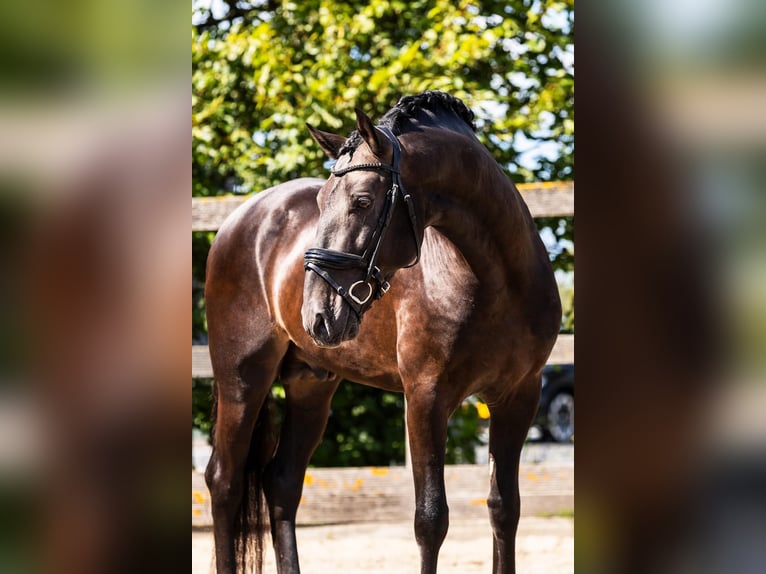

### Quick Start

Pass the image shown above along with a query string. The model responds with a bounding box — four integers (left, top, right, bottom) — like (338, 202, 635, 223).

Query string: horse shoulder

(206, 179, 323, 336)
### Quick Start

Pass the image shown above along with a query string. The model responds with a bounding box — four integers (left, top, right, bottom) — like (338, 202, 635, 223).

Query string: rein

(304, 126, 420, 317)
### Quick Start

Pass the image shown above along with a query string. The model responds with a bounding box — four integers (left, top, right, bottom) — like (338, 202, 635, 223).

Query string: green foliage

(192, 0, 574, 466)
(446, 399, 485, 464)
(535, 214, 574, 331)
(192, 0, 574, 198)
(308, 385, 487, 466)
(192, 378, 214, 435)
(309, 382, 406, 467)
(192, 231, 214, 343)
(536, 216, 574, 274)
(559, 283, 574, 334)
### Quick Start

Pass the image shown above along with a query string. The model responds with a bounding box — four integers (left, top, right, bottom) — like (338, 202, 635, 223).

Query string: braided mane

(339, 91, 476, 157)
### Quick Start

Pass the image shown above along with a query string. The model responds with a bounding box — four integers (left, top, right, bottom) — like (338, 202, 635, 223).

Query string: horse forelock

(338, 90, 476, 157)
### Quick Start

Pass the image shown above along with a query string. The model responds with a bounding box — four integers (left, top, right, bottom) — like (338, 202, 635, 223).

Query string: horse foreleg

(485, 379, 541, 574)
(263, 362, 339, 574)
(405, 389, 452, 574)
(205, 345, 283, 574)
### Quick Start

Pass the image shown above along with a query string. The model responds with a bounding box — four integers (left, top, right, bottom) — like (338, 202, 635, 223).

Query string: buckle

(348, 280, 373, 306)
(370, 267, 390, 296)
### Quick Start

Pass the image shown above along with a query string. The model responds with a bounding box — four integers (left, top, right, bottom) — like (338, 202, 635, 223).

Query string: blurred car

(534, 363, 574, 442)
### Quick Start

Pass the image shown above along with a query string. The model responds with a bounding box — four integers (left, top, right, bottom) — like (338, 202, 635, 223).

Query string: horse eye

(355, 196, 372, 209)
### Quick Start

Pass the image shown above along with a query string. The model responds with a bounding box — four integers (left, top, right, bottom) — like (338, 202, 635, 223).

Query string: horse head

(302, 108, 422, 347)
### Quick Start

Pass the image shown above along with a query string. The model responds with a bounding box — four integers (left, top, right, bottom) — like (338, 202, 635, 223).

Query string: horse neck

(412, 133, 544, 301)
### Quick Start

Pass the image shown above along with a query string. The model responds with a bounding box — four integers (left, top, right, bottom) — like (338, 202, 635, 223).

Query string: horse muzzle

(302, 289, 361, 348)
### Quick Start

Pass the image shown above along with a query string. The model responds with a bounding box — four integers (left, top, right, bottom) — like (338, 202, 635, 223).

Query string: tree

(193, 0, 573, 196)
(192, 0, 574, 464)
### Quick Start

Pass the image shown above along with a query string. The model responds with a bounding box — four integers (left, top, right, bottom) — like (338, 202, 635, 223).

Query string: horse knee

(205, 455, 243, 511)
(204, 453, 217, 491)
(487, 491, 520, 534)
(414, 498, 449, 548)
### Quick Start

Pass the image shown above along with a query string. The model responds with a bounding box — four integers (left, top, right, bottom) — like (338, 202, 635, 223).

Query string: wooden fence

(191, 180, 574, 378)
(192, 462, 573, 527)
(193, 334, 572, 378)
(192, 180, 573, 232)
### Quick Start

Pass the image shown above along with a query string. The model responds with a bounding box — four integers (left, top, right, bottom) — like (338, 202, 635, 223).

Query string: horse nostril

(313, 313, 329, 339)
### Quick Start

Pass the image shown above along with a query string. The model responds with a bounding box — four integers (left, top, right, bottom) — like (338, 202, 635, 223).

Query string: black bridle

(304, 126, 420, 317)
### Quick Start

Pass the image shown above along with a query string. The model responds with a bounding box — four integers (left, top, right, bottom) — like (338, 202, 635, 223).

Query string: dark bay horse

(205, 91, 561, 574)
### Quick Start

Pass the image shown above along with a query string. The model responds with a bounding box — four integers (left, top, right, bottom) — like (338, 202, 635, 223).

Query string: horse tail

(233, 390, 278, 574)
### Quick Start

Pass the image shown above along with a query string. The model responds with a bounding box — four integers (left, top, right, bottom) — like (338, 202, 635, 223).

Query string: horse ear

(306, 123, 346, 159)
(354, 108, 384, 157)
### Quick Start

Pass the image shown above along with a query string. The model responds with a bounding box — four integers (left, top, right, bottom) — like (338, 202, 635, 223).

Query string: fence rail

(192, 181, 574, 232)
(193, 333, 572, 379)
(192, 461, 573, 527)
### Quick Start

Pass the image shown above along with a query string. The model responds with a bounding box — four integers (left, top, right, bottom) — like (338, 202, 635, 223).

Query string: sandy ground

(192, 516, 573, 573)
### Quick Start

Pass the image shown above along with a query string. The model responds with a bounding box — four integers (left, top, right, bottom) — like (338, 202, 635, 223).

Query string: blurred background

(0, 1, 189, 573)
(575, 1, 766, 573)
